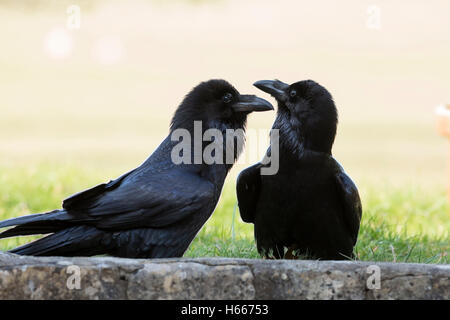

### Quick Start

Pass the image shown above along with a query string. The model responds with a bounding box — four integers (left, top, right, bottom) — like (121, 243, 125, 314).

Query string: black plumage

(0, 79, 273, 258)
(237, 79, 362, 260)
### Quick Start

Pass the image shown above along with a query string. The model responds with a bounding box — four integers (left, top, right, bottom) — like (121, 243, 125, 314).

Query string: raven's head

(254, 79, 337, 155)
(169, 79, 273, 170)
(171, 79, 273, 132)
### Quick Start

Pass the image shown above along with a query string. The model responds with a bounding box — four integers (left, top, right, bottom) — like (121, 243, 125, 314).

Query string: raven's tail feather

(0, 209, 89, 239)
(9, 226, 108, 256)
(0, 224, 60, 239)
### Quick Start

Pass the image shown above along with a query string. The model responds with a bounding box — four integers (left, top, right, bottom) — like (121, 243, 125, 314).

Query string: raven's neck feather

(273, 112, 305, 158)
(273, 112, 333, 158)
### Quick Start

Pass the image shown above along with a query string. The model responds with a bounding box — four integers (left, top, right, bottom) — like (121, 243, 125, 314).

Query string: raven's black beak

(232, 94, 274, 113)
(253, 80, 290, 102)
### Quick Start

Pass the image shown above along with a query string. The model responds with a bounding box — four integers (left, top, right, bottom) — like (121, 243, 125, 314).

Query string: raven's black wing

(62, 169, 137, 211)
(66, 166, 215, 230)
(334, 164, 362, 245)
(236, 162, 264, 223)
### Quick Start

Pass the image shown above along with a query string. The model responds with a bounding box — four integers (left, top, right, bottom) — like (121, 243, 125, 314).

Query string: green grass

(0, 163, 447, 264)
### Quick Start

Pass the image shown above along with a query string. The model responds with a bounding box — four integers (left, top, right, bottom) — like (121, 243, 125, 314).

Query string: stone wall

(0, 252, 448, 299)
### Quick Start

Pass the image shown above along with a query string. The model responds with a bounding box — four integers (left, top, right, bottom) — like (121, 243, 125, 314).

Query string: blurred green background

(0, 0, 448, 262)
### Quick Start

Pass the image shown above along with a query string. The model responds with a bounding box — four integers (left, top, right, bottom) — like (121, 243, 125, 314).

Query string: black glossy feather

(334, 170, 362, 246)
(236, 163, 263, 223)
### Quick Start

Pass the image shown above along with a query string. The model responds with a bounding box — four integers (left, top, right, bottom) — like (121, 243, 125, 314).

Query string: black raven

(237, 79, 362, 260)
(0, 79, 273, 258)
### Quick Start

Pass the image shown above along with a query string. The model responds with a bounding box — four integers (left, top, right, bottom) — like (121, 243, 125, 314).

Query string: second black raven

(0, 79, 273, 258)
(237, 79, 362, 260)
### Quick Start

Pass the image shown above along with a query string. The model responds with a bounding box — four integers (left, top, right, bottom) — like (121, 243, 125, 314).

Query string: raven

(237, 79, 362, 260)
(0, 79, 273, 258)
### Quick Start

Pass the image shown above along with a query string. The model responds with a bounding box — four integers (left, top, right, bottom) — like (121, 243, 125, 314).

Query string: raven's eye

(290, 90, 297, 98)
(222, 93, 233, 104)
